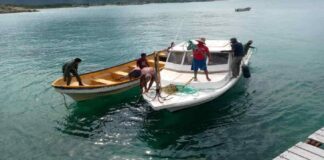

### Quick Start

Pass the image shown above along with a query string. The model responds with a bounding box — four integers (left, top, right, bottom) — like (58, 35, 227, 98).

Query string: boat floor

(160, 69, 229, 88)
(143, 71, 237, 111)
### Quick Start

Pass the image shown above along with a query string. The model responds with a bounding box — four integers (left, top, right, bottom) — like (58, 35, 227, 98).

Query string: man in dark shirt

(62, 58, 83, 86)
(136, 53, 149, 69)
(230, 38, 244, 78)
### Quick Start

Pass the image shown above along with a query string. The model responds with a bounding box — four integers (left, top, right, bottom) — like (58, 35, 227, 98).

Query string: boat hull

(143, 73, 240, 112)
(55, 80, 139, 101)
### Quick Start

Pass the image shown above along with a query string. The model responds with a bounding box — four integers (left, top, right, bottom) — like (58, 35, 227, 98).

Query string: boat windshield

(183, 52, 193, 65)
(168, 52, 184, 64)
(184, 52, 229, 65)
(168, 51, 229, 65)
(209, 52, 229, 65)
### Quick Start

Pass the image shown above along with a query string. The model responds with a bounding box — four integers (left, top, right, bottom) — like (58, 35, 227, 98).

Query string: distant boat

(235, 7, 251, 12)
(142, 40, 254, 112)
(52, 51, 167, 101)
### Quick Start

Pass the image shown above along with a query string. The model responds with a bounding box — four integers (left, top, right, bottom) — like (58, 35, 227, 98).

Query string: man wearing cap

(62, 58, 83, 86)
(191, 38, 211, 81)
(230, 38, 244, 78)
(136, 53, 149, 69)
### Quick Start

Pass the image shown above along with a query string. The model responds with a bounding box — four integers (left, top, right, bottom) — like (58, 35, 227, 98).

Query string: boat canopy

(165, 40, 232, 72)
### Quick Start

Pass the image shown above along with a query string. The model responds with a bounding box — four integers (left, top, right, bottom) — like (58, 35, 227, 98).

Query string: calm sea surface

(1, 0, 324, 159)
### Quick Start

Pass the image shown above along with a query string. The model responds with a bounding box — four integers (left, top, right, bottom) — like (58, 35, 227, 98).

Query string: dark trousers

(231, 56, 243, 77)
(64, 71, 82, 86)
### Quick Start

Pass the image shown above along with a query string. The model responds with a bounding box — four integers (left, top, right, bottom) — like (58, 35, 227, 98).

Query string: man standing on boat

(62, 58, 83, 86)
(136, 53, 149, 69)
(230, 38, 244, 78)
(191, 38, 211, 81)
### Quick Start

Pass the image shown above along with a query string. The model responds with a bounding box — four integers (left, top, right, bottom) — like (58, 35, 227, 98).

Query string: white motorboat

(142, 40, 254, 112)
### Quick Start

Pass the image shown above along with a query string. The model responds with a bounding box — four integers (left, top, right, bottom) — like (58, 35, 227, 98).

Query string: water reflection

(55, 87, 143, 139)
(55, 78, 252, 159)
(138, 79, 252, 152)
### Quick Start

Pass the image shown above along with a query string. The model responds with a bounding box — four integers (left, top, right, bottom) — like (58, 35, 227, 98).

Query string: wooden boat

(235, 7, 251, 12)
(52, 51, 167, 101)
(143, 40, 254, 112)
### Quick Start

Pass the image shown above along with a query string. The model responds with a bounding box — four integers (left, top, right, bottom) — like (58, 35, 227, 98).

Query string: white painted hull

(54, 79, 139, 101)
(143, 73, 239, 112)
(143, 48, 253, 112)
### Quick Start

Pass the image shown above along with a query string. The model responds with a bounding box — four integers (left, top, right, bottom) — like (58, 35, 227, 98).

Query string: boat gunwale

(162, 68, 229, 74)
(54, 79, 139, 92)
(52, 50, 166, 89)
(52, 78, 140, 90)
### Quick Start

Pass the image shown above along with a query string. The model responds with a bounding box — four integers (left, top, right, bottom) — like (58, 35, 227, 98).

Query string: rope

(151, 52, 165, 103)
(163, 77, 194, 97)
(253, 47, 258, 54)
(162, 84, 178, 94)
(173, 17, 184, 43)
(136, 95, 142, 103)
(61, 93, 68, 109)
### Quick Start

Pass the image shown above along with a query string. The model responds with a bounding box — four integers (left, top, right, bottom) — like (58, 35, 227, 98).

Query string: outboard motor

(242, 64, 251, 78)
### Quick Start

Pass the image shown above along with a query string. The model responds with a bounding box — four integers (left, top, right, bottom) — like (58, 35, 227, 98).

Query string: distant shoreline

(0, 5, 37, 14)
(0, 0, 218, 14)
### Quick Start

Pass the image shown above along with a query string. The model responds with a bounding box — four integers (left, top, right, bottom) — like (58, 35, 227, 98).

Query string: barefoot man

(191, 38, 211, 81)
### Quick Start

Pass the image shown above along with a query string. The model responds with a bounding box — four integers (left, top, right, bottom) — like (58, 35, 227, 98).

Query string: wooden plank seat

(159, 60, 166, 64)
(308, 128, 324, 144)
(147, 59, 166, 65)
(296, 142, 324, 158)
(93, 78, 118, 85)
(128, 65, 137, 70)
(274, 142, 324, 160)
(111, 71, 130, 81)
(274, 150, 306, 160)
(113, 71, 129, 77)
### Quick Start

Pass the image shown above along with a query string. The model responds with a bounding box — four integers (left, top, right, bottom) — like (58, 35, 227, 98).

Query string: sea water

(1, 0, 324, 159)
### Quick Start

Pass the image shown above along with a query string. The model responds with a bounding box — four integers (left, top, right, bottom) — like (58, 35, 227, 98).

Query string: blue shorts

(191, 59, 207, 71)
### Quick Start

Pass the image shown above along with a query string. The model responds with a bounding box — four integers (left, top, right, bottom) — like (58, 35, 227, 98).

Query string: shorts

(128, 69, 141, 78)
(191, 59, 207, 71)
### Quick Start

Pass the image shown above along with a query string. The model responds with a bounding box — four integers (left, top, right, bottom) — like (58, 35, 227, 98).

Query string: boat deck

(160, 69, 229, 89)
(274, 127, 324, 160)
